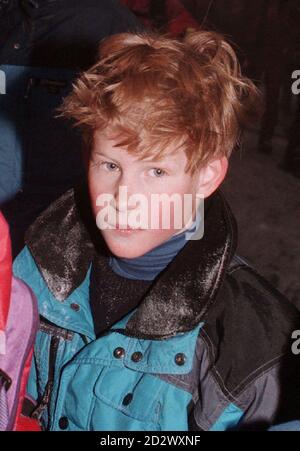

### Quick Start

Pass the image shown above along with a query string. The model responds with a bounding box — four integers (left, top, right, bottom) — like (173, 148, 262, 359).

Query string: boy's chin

(106, 243, 150, 259)
(101, 233, 152, 259)
(100, 228, 177, 259)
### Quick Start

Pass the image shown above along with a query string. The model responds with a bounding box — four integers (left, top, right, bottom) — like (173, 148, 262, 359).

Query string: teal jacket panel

(14, 246, 203, 431)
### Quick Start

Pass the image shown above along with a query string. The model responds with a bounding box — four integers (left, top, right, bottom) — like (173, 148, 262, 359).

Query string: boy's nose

(114, 183, 139, 213)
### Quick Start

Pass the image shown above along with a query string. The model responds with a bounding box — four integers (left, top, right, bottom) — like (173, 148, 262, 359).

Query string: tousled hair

(60, 30, 261, 172)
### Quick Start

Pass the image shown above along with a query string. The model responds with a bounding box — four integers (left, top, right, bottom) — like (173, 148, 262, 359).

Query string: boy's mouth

(110, 223, 143, 232)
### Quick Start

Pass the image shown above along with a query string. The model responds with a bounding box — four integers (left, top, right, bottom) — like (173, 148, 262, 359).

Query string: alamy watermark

(0, 70, 6, 95)
(291, 330, 300, 355)
(95, 187, 204, 240)
(291, 70, 300, 95)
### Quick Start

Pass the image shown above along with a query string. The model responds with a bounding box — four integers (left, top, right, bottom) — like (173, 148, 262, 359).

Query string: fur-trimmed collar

(25, 184, 237, 339)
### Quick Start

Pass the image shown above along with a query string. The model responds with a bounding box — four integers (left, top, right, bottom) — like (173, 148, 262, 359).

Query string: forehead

(92, 130, 188, 168)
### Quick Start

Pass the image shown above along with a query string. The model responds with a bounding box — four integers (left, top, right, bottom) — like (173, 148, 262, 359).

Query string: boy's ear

(196, 157, 228, 198)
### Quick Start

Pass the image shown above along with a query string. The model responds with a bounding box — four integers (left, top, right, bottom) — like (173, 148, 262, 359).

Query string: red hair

(60, 30, 260, 172)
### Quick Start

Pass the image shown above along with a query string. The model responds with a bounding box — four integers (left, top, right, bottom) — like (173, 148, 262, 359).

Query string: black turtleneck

(89, 254, 152, 336)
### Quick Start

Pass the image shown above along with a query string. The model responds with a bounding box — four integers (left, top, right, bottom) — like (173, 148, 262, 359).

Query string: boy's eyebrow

(141, 154, 181, 168)
(94, 151, 180, 169)
(142, 159, 179, 169)
(93, 151, 119, 163)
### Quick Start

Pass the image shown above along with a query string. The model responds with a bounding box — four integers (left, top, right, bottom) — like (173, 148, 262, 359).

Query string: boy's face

(88, 131, 204, 259)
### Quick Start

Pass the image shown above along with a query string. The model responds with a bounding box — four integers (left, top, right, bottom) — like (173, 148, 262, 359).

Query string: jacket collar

(25, 184, 237, 339)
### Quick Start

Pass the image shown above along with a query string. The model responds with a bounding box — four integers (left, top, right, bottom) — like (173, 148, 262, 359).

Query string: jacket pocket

(91, 366, 164, 430)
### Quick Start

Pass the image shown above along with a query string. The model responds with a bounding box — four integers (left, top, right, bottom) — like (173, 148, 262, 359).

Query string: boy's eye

(149, 168, 167, 178)
(102, 162, 120, 172)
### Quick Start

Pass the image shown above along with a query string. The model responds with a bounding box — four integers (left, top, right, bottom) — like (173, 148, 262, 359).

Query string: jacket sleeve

(188, 334, 300, 431)
(237, 355, 300, 431)
(235, 362, 284, 430)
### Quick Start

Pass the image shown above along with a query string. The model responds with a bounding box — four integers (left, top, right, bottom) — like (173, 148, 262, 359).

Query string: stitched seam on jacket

(232, 358, 282, 403)
(190, 334, 236, 430)
(200, 328, 286, 403)
(200, 330, 242, 405)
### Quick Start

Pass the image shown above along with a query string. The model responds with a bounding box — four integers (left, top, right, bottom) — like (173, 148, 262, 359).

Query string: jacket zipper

(31, 335, 59, 428)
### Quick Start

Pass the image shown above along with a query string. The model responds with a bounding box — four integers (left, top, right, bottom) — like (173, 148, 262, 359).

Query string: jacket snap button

(58, 416, 69, 430)
(175, 353, 186, 366)
(131, 351, 143, 362)
(122, 393, 133, 406)
(70, 303, 80, 312)
(113, 347, 125, 359)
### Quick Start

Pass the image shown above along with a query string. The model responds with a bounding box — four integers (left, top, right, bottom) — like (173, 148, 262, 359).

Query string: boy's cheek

(89, 193, 99, 219)
(88, 179, 108, 218)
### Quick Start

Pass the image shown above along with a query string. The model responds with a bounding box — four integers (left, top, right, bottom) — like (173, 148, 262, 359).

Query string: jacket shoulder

(202, 256, 300, 393)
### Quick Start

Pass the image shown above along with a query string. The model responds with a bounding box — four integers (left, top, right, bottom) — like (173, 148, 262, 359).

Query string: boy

(13, 30, 300, 431)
